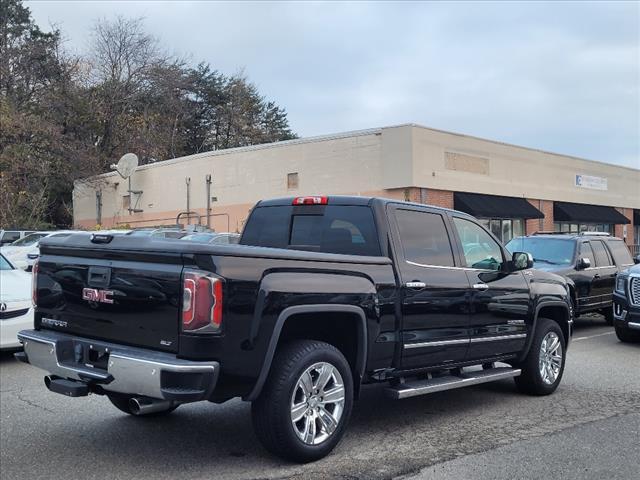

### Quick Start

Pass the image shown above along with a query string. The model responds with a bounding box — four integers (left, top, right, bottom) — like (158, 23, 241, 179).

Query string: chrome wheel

(539, 332, 562, 385)
(290, 361, 345, 446)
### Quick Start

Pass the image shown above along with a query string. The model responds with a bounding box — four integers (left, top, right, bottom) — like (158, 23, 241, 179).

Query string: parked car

(181, 232, 240, 245)
(1, 231, 77, 271)
(0, 230, 36, 246)
(0, 254, 33, 350)
(506, 232, 635, 325)
(127, 228, 186, 239)
(17, 196, 572, 462)
(612, 264, 640, 342)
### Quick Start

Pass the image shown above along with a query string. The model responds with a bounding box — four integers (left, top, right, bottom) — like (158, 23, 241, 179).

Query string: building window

(287, 172, 299, 190)
(477, 218, 524, 243)
(553, 222, 612, 234)
(122, 194, 131, 211)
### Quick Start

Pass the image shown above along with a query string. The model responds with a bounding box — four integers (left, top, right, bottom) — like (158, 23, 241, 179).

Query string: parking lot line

(572, 332, 615, 342)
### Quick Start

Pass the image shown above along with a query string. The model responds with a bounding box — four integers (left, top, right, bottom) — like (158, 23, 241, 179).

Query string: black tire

(602, 307, 614, 326)
(251, 340, 354, 463)
(514, 318, 566, 395)
(107, 394, 178, 417)
(615, 325, 640, 343)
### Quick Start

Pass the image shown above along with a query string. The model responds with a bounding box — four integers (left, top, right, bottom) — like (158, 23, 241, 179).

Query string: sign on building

(575, 174, 607, 191)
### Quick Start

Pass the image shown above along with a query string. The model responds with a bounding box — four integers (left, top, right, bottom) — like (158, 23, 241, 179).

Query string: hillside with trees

(0, 0, 296, 229)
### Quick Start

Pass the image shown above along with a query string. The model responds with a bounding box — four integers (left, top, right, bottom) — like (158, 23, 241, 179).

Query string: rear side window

(1, 231, 20, 243)
(395, 209, 454, 266)
(241, 205, 381, 256)
(606, 240, 633, 266)
(590, 240, 613, 267)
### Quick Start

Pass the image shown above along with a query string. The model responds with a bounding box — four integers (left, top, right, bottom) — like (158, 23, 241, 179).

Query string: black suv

(506, 233, 637, 324)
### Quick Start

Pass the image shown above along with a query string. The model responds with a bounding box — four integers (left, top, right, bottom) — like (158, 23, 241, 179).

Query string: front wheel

(602, 307, 614, 326)
(615, 324, 640, 343)
(251, 340, 353, 463)
(515, 318, 566, 395)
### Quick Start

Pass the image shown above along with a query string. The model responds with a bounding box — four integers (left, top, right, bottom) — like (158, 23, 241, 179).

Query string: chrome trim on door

(469, 333, 527, 343)
(404, 338, 470, 349)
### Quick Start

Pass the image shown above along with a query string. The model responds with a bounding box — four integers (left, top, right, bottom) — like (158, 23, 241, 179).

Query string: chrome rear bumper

(17, 329, 219, 401)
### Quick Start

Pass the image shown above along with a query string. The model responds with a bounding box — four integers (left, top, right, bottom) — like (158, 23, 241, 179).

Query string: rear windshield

(241, 205, 381, 256)
(607, 239, 634, 266)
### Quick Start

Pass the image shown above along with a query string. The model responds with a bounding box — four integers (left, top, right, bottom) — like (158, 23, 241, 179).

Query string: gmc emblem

(82, 288, 114, 304)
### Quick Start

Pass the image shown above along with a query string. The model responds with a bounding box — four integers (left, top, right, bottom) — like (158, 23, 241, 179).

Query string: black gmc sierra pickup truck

(17, 196, 573, 462)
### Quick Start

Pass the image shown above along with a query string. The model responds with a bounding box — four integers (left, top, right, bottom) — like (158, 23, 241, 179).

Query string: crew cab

(17, 196, 572, 462)
(506, 232, 636, 325)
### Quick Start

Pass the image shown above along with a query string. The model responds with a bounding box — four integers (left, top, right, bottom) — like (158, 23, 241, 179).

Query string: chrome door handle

(473, 283, 489, 290)
(406, 281, 427, 289)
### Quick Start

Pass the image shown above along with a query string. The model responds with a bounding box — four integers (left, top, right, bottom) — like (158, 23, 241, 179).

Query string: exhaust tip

(128, 397, 175, 415)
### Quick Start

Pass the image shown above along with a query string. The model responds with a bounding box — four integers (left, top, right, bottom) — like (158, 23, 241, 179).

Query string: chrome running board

(385, 367, 521, 400)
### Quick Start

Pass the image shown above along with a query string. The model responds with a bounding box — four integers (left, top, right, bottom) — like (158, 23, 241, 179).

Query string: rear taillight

(292, 196, 328, 205)
(32, 260, 39, 306)
(182, 270, 223, 333)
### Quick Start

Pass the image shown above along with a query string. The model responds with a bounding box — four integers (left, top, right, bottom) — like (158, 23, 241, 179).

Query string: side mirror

(512, 251, 533, 270)
(577, 257, 591, 269)
(634, 255, 640, 265)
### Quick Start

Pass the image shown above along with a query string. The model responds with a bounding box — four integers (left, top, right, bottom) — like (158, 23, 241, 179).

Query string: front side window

(453, 217, 503, 270)
(395, 209, 454, 267)
(579, 242, 595, 266)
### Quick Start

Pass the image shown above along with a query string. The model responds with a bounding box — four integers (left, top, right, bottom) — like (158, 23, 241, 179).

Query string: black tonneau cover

(39, 235, 392, 265)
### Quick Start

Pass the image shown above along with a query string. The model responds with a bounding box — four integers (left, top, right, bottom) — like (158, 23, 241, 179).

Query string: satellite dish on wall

(112, 153, 139, 179)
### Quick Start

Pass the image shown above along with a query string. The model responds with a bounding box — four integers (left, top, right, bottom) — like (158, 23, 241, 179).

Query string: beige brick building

(73, 124, 640, 249)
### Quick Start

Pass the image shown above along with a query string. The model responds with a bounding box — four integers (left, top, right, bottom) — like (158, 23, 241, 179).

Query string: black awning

(634, 209, 640, 225)
(453, 192, 544, 219)
(554, 202, 630, 224)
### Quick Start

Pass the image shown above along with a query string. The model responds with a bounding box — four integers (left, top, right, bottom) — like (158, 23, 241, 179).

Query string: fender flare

(519, 300, 571, 361)
(245, 304, 368, 401)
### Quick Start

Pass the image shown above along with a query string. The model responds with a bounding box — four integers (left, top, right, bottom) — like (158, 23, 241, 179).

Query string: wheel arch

(245, 304, 368, 401)
(519, 301, 572, 362)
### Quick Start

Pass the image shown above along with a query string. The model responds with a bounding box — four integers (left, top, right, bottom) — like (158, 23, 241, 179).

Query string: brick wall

(526, 199, 554, 234)
(614, 208, 634, 246)
(396, 187, 454, 209)
(426, 189, 454, 209)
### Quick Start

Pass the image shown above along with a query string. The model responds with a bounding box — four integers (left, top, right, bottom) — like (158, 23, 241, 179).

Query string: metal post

(206, 174, 212, 229)
(96, 190, 102, 225)
(185, 177, 191, 225)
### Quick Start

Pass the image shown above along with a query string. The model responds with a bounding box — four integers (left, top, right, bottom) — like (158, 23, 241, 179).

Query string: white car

(0, 254, 33, 350)
(0, 231, 76, 271)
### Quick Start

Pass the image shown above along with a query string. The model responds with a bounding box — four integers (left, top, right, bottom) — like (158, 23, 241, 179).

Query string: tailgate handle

(88, 266, 111, 287)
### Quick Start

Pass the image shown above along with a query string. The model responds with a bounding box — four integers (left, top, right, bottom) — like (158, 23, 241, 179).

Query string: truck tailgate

(35, 250, 183, 353)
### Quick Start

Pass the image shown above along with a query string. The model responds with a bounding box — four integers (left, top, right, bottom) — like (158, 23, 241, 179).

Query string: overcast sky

(28, 1, 639, 169)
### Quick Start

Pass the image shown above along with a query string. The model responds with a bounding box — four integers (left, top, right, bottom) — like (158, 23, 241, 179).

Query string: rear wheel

(515, 318, 566, 395)
(251, 340, 353, 463)
(107, 394, 178, 416)
(615, 324, 640, 343)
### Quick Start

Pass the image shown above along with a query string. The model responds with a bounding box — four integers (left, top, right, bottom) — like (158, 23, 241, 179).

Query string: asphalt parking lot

(1, 315, 638, 480)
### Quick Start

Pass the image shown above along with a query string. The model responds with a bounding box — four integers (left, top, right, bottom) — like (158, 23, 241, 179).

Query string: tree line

(0, 0, 296, 229)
